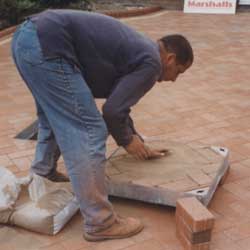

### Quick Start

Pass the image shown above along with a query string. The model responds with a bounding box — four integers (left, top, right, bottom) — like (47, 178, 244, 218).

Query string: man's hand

(124, 135, 168, 160)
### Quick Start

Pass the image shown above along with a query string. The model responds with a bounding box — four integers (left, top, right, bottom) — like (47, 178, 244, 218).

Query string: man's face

(160, 52, 192, 82)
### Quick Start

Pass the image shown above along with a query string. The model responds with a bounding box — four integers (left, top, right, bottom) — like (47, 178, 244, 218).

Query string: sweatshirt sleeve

(102, 62, 161, 146)
(128, 115, 144, 142)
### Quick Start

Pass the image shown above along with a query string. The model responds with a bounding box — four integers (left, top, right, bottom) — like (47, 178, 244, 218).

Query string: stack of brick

(176, 197, 215, 250)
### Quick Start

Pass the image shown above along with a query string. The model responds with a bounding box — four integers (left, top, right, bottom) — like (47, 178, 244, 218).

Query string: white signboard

(184, 0, 237, 14)
(239, 0, 250, 5)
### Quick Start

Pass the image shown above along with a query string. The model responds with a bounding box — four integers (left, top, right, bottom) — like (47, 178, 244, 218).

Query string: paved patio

(1, 10, 250, 250)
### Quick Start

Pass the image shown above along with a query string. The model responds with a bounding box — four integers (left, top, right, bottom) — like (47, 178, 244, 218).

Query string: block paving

(1, 10, 250, 250)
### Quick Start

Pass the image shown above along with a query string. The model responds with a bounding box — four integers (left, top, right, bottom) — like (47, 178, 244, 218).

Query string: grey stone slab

(15, 120, 38, 140)
(106, 139, 229, 207)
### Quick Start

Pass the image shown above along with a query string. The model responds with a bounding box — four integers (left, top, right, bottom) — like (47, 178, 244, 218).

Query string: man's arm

(102, 62, 161, 147)
(128, 115, 144, 142)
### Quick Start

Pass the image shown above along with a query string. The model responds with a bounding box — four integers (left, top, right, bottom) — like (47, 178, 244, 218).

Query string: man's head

(158, 34, 193, 82)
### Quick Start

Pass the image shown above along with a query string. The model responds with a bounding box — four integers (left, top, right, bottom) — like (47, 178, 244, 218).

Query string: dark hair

(160, 34, 193, 65)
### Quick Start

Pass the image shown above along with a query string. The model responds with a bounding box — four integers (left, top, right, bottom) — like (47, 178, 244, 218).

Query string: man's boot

(84, 216, 143, 241)
(47, 170, 70, 182)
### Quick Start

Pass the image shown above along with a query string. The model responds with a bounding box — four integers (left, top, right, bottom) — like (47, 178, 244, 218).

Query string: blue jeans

(11, 20, 115, 233)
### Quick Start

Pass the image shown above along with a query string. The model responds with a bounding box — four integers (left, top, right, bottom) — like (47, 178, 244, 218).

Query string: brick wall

(95, 0, 184, 10)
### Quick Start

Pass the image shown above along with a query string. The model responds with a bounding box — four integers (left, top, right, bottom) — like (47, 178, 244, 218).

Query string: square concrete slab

(106, 139, 229, 207)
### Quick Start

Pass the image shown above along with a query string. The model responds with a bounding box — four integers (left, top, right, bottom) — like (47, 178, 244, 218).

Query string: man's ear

(165, 53, 176, 65)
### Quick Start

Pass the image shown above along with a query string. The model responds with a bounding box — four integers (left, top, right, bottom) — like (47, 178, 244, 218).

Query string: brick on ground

(176, 197, 215, 250)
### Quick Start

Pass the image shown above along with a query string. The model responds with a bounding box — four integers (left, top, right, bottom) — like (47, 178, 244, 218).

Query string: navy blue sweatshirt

(31, 9, 162, 146)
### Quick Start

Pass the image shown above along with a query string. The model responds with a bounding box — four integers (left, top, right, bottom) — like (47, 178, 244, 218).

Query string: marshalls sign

(184, 0, 237, 14)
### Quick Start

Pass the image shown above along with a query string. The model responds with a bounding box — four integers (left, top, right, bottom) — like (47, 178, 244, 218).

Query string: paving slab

(106, 139, 229, 206)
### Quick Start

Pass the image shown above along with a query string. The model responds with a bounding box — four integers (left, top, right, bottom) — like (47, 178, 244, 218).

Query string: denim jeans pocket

(17, 29, 45, 66)
(20, 48, 45, 66)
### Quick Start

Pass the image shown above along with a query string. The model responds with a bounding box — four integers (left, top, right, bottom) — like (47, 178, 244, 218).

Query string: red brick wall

(95, 0, 184, 10)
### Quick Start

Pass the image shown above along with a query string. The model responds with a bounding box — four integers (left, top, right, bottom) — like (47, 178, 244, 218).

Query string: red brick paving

(1, 10, 250, 250)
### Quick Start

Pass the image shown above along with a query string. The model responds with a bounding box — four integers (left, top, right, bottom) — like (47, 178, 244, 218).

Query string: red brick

(176, 214, 212, 244)
(0, 155, 12, 166)
(176, 197, 215, 233)
(177, 228, 210, 250)
(176, 198, 215, 249)
(8, 148, 35, 159)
